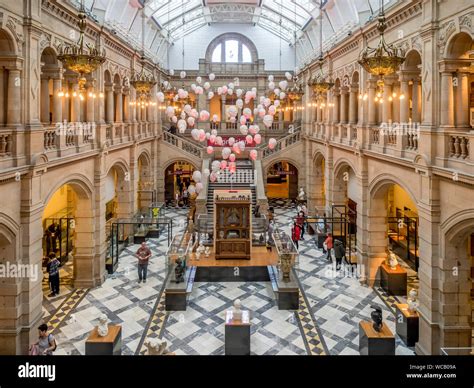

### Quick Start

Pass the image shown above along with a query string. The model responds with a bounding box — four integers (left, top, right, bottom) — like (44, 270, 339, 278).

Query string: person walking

(30, 324, 57, 355)
(46, 253, 60, 297)
(182, 187, 189, 206)
(323, 233, 333, 262)
(135, 241, 151, 283)
(333, 239, 345, 270)
(296, 210, 305, 240)
(291, 221, 301, 250)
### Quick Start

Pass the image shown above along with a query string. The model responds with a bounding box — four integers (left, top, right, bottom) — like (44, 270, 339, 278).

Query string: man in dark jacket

(333, 239, 345, 270)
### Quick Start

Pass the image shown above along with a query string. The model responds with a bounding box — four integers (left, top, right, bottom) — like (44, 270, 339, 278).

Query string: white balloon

(203, 168, 210, 177)
(285, 71, 292, 81)
(240, 125, 249, 135)
(243, 107, 252, 118)
(187, 117, 195, 127)
(196, 76, 202, 84)
(178, 119, 187, 132)
(250, 149, 258, 161)
(195, 86, 204, 95)
(209, 73, 216, 81)
(211, 129, 218, 136)
(228, 106, 238, 117)
(212, 114, 219, 123)
(279, 80, 288, 90)
(191, 109, 199, 118)
(191, 128, 199, 141)
(180, 71, 186, 79)
(268, 105, 276, 115)
(208, 91, 214, 100)
(192, 170, 202, 183)
(236, 89, 243, 97)
(199, 110, 210, 121)
(171, 115, 177, 123)
(211, 160, 221, 171)
(228, 83, 235, 90)
(180, 111, 186, 120)
(268, 75, 274, 82)
(195, 182, 204, 194)
(274, 99, 280, 107)
(215, 136, 223, 146)
(157, 92, 165, 103)
(198, 129, 206, 142)
(204, 82, 211, 90)
(236, 99, 244, 109)
(166, 106, 175, 117)
(169, 69, 175, 76)
(279, 92, 286, 100)
(268, 81, 275, 90)
(191, 83, 197, 91)
(206, 132, 211, 139)
(228, 137, 235, 146)
(263, 98, 271, 108)
(263, 114, 273, 128)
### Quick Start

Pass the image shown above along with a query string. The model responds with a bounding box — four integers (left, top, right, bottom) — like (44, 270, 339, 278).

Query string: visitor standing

(46, 253, 60, 297)
(183, 187, 189, 206)
(323, 233, 333, 262)
(291, 221, 301, 250)
(334, 239, 345, 270)
(135, 241, 151, 283)
(296, 210, 305, 240)
(31, 324, 56, 356)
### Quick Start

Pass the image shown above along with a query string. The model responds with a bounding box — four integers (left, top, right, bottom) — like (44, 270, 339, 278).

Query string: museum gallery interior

(0, 0, 472, 357)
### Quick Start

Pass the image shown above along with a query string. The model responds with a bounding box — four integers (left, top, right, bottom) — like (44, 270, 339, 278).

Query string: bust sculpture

(97, 314, 109, 337)
(232, 299, 243, 321)
(144, 338, 174, 355)
(196, 243, 205, 261)
(298, 187, 306, 201)
(370, 305, 383, 332)
(204, 246, 210, 258)
(407, 289, 418, 313)
(388, 251, 398, 270)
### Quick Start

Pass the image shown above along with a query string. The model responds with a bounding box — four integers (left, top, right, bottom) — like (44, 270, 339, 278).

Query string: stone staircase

(206, 159, 256, 216)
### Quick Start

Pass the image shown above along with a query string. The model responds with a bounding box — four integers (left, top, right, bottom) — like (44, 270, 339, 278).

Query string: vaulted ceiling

(72, 0, 395, 68)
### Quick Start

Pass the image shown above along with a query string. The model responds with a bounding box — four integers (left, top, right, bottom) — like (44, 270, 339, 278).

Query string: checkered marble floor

(161, 282, 307, 355)
(49, 208, 188, 355)
(273, 207, 414, 355)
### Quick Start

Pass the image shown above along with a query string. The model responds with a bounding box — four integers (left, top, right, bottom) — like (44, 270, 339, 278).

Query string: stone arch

(433, 209, 474, 351)
(351, 70, 359, 85)
(163, 158, 199, 173)
(0, 213, 22, 355)
(0, 28, 18, 55)
(403, 49, 422, 70)
(445, 31, 473, 59)
(106, 159, 133, 219)
(205, 32, 258, 63)
(42, 174, 96, 288)
(264, 159, 300, 200)
(365, 173, 420, 284)
(311, 151, 326, 210)
(331, 158, 358, 209)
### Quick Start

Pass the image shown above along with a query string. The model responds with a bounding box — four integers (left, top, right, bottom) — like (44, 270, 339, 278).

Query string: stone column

(123, 89, 130, 123)
(399, 77, 410, 123)
(439, 71, 454, 127)
(412, 78, 421, 124)
(0, 69, 4, 125)
(114, 86, 123, 123)
(349, 85, 358, 124)
(340, 87, 348, 124)
(106, 85, 114, 123)
(332, 88, 340, 124)
(382, 81, 392, 124)
(221, 95, 226, 127)
(70, 83, 80, 122)
(367, 79, 377, 125)
(52, 78, 62, 124)
(40, 78, 50, 123)
(86, 85, 95, 123)
(7, 68, 21, 125)
(455, 70, 470, 129)
(392, 83, 400, 123)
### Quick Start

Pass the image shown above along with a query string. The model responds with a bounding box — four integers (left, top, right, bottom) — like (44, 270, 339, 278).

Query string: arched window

(211, 39, 253, 63)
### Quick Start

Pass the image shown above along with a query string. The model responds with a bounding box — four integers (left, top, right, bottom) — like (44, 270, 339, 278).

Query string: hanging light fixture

(308, 6, 334, 96)
(57, 0, 106, 95)
(288, 1, 304, 103)
(130, 0, 157, 108)
(358, 0, 405, 92)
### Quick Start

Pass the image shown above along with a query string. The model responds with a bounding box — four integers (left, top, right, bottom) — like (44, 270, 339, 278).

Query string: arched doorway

(164, 161, 196, 206)
(368, 180, 419, 286)
(266, 161, 298, 200)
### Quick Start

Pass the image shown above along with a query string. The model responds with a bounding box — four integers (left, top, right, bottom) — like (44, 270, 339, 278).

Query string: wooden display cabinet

(214, 190, 252, 260)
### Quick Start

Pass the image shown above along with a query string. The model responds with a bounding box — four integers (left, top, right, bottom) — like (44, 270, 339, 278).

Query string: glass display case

(388, 216, 419, 271)
(43, 208, 75, 266)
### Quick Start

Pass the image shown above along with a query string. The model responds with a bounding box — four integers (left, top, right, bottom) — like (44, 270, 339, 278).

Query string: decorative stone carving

(97, 314, 109, 337)
(459, 13, 473, 33)
(438, 20, 456, 55)
(195, 242, 205, 261)
(39, 33, 52, 52)
(388, 251, 398, 270)
(204, 246, 210, 258)
(370, 305, 383, 332)
(6, 15, 24, 49)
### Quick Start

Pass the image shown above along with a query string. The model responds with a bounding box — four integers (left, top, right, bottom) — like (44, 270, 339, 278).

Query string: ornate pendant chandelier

(130, 1, 157, 107)
(358, 0, 405, 87)
(287, 80, 304, 102)
(308, 7, 333, 96)
(57, 0, 106, 94)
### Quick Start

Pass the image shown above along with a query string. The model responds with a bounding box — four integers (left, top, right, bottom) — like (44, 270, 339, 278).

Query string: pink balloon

(254, 134, 262, 144)
(229, 154, 236, 162)
(268, 138, 277, 149)
(250, 149, 258, 161)
(207, 146, 214, 154)
(210, 172, 217, 182)
(216, 136, 223, 146)
(198, 130, 206, 141)
(220, 160, 228, 169)
(209, 135, 216, 144)
(246, 135, 253, 145)
(228, 137, 235, 146)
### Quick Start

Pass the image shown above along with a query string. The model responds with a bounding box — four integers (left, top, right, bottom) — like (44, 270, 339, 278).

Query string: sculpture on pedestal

(97, 314, 109, 337)
(388, 251, 398, 270)
(204, 246, 211, 258)
(370, 305, 383, 332)
(174, 257, 185, 283)
(196, 243, 205, 261)
(232, 299, 243, 321)
(297, 187, 306, 202)
(144, 338, 174, 355)
(407, 289, 418, 313)
(280, 252, 292, 282)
